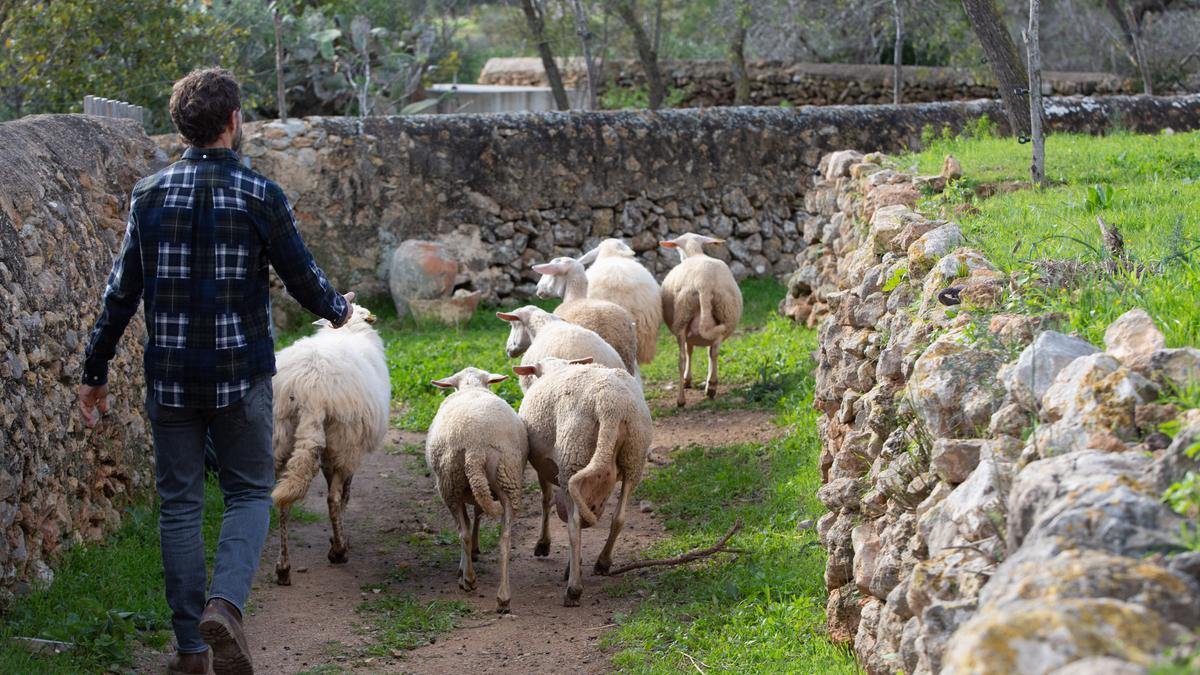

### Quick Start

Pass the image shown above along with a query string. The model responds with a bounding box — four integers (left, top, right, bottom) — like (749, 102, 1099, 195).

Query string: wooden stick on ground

(606, 518, 743, 576)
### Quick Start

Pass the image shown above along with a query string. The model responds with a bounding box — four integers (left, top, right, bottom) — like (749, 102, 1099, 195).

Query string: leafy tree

(0, 0, 240, 131)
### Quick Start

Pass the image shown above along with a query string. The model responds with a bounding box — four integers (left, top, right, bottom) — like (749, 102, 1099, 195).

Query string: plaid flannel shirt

(82, 147, 348, 408)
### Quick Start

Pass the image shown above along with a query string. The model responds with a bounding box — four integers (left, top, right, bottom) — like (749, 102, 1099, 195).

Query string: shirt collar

(181, 147, 241, 163)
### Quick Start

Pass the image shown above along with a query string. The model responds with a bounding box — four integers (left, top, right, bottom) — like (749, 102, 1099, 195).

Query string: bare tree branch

(606, 518, 744, 576)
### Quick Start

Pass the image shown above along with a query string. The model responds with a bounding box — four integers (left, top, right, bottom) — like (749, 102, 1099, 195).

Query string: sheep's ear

(511, 364, 538, 376)
(577, 247, 599, 265)
(430, 378, 456, 389)
(659, 240, 679, 249)
(486, 374, 508, 386)
(496, 311, 520, 322)
(701, 236, 726, 246)
(532, 262, 564, 276)
(567, 357, 594, 366)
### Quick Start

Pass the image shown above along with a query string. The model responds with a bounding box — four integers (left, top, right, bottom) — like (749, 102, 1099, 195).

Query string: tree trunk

(892, 0, 904, 105)
(1024, 0, 1046, 186)
(729, 0, 751, 106)
(1103, 0, 1154, 95)
(960, 0, 1032, 139)
(570, 0, 599, 110)
(614, 0, 666, 109)
(274, 9, 288, 121)
(520, 0, 571, 111)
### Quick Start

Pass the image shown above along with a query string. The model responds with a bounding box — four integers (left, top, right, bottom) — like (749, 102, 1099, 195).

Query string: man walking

(77, 68, 352, 675)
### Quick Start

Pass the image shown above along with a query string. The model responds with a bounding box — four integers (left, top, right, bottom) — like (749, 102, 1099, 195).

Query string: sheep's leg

(341, 474, 353, 508)
(563, 501, 584, 607)
(326, 472, 349, 564)
(470, 505, 482, 562)
(705, 341, 722, 400)
(675, 334, 689, 407)
(594, 477, 634, 575)
(454, 502, 476, 591)
(275, 504, 292, 586)
(534, 475, 554, 557)
(496, 499, 513, 614)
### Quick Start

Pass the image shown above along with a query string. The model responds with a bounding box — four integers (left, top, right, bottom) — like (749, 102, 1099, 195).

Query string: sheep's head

(511, 356, 593, 380)
(661, 233, 724, 261)
(313, 303, 377, 332)
(532, 257, 585, 299)
(579, 238, 634, 265)
(496, 305, 553, 358)
(430, 367, 507, 391)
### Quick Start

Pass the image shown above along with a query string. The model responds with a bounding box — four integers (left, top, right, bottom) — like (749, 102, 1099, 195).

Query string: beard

(231, 123, 243, 153)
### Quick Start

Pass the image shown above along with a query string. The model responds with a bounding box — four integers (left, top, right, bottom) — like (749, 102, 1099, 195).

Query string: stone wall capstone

(0, 115, 157, 602)
(153, 95, 1200, 329)
(789, 149, 1200, 674)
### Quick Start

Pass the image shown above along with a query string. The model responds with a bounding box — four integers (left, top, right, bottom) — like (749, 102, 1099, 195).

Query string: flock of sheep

(268, 233, 744, 612)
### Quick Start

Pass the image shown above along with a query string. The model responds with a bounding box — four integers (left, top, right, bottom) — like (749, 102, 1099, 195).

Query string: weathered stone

(931, 438, 984, 484)
(1104, 308, 1165, 369)
(940, 599, 1188, 675)
(909, 333, 1006, 439)
(1048, 658, 1147, 675)
(1041, 353, 1154, 439)
(907, 223, 965, 274)
(1149, 347, 1200, 389)
(826, 584, 862, 644)
(823, 150, 866, 180)
(921, 458, 1008, 559)
(941, 154, 963, 180)
(1003, 331, 1099, 411)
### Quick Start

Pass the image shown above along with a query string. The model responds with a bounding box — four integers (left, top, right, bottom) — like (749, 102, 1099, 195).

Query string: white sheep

(660, 233, 743, 407)
(533, 256, 639, 375)
(579, 238, 663, 364)
(496, 305, 629, 391)
(270, 305, 391, 585)
(426, 367, 528, 613)
(513, 357, 653, 606)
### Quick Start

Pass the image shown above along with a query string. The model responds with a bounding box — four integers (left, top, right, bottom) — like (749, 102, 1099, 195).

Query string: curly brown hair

(168, 68, 241, 147)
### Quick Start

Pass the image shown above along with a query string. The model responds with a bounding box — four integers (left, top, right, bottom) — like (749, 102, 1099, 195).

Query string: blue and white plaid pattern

(83, 147, 349, 408)
(212, 188, 246, 211)
(215, 313, 246, 350)
(157, 243, 191, 279)
(215, 244, 248, 280)
(154, 313, 189, 348)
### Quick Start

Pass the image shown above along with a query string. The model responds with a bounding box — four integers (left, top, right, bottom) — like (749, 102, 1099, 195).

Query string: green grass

(604, 323, 858, 674)
(355, 593, 471, 655)
(903, 130, 1200, 347)
(0, 478, 321, 672)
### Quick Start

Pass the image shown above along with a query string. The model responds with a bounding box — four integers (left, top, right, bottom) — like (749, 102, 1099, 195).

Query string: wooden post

(1024, 0, 1046, 186)
(570, 0, 598, 110)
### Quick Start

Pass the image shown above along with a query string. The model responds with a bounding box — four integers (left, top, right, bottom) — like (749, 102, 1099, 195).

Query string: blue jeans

(145, 378, 275, 653)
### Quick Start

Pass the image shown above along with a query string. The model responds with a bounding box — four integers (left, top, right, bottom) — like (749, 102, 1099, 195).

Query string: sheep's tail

(568, 419, 621, 528)
(696, 288, 725, 343)
(272, 405, 325, 508)
(465, 445, 501, 518)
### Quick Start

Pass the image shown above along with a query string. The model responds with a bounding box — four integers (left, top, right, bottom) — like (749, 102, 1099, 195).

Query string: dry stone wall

(153, 94, 1200, 329)
(478, 58, 1134, 107)
(0, 115, 157, 603)
(788, 150, 1200, 674)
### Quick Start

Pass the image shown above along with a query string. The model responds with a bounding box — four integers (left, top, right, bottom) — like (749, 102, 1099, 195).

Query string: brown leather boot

(198, 598, 253, 675)
(167, 649, 210, 675)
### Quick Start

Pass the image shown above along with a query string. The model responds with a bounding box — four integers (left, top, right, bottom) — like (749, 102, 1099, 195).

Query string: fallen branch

(605, 518, 743, 576)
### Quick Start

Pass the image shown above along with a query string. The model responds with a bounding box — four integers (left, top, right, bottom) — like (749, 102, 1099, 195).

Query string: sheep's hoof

(458, 576, 476, 592)
(676, 397, 686, 408)
(496, 600, 511, 614)
(275, 565, 292, 586)
(328, 547, 349, 564)
(705, 384, 718, 399)
(593, 559, 611, 576)
(563, 587, 582, 607)
(682, 379, 693, 389)
(471, 548, 480, 562)
(534, 541, 551, 557)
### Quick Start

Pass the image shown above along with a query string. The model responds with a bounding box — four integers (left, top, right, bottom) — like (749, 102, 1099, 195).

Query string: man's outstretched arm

(79, 206, 144, 426)
(265, 185, 351, 325)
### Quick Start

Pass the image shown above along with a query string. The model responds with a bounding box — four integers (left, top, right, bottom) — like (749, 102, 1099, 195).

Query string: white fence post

(82, 95, 145, 126)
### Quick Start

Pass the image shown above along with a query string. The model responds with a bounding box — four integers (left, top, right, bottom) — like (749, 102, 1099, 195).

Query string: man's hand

(335, 291, 355, 328)
(78, 384, 110, 428)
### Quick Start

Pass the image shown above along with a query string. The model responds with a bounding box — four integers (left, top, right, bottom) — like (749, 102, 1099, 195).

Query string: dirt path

(142, 405, 779, 674)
